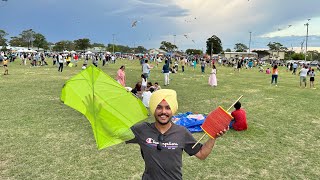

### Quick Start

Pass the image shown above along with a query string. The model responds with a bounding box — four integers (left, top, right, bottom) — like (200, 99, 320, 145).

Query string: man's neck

(155, 122, 172, 134)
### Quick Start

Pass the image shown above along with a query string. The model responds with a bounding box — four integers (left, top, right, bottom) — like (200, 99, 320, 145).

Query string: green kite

(61, 65, 148, 150)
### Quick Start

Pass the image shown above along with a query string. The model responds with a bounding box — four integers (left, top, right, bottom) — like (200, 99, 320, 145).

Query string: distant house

(223, 52, 258, 59)
(252, 49, 285, 60)
(148, 48, 166, 55)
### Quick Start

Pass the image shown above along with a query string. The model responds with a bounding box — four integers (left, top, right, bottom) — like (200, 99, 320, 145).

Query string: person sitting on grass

(229, 101, 247, 131)
(82, 64, 87, 70)
(153, 82, 161, 91)
(266, 68, 271, 74)
(142, 87, 154, 108)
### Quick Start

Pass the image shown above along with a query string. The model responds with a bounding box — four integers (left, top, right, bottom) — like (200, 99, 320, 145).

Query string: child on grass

(229, 101, 247, 131)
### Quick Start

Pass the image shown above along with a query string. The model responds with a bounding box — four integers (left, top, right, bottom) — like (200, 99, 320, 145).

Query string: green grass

(1, 58, 320, 179)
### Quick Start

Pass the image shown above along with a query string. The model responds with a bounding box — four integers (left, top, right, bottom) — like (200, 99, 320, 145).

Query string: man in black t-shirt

(127, 89, 227, 180)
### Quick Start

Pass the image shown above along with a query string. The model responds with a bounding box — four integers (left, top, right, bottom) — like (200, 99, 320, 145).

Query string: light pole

(173, 34, 176, 52)
(304, 20, 310, 61)
(248, 31, 252, 53)
(112, 34, 115, 55)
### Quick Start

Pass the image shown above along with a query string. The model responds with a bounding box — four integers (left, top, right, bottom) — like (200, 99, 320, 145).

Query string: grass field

(1, 58, 320, 179)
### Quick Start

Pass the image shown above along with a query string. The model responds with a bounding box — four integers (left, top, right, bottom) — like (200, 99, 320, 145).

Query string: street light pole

(112, 34, 115, 55)
(173, 34, 176, 52)
(304, 21, 310, 61)
(248, 31, 252, 53)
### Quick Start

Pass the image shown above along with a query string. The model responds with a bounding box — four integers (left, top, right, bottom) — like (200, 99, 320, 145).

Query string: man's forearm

(195, 138, 216, 160)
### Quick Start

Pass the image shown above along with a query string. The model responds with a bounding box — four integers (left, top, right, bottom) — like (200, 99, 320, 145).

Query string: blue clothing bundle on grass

(172, 112, 206, 133)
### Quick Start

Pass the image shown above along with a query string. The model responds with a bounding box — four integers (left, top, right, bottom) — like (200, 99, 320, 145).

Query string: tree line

(0, 29, 318, 60)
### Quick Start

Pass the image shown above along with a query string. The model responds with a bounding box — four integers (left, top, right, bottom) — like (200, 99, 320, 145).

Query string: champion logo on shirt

(145, 138, 179, 149)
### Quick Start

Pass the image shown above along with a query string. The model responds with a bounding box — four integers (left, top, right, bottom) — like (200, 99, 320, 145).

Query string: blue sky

(2, 0, 320, 51)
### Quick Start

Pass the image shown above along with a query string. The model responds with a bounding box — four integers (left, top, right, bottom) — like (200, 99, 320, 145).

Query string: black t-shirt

(127, 122, 202, 180)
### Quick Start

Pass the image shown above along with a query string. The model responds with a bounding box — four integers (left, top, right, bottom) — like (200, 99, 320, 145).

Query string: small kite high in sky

(131, 20, 138, 27)
(61, 65, 148, 150)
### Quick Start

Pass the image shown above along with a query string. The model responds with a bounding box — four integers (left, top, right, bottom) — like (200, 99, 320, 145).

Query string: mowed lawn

(1, 58, 319, 179)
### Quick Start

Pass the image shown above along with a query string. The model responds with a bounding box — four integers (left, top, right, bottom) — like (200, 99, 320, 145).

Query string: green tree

(159, 41, 177, 52)
(33, 33, 49, 50)
(185, 49, 202, 55)
(92, 43, 105, 48)
(291, 53, 304, 60)
(20, 29, 36, 49)
(308, 50, 319, 61)
(106, 44, 120, 53)
(9, 36, 26, 47)
(267, 42, 287, 51)
(206, 35, 222, 55)
(225, 48, 231, 52)
(135, 45, 147, 53)
(52, 41, 74, 52)
(0, 29, 8, 46)
(234, 43, 248, 52)
(74, 38, 91, 51)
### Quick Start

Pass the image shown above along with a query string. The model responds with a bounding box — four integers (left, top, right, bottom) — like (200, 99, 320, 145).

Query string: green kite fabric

(61, 65, 148, 149)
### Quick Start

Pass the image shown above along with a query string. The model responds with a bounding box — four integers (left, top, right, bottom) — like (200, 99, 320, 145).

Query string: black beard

(157, 119, 171, 125)
(156, 114, 171, 125)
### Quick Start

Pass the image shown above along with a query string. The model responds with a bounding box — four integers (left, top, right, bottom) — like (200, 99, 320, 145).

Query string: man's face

(154, 100, 172, 125)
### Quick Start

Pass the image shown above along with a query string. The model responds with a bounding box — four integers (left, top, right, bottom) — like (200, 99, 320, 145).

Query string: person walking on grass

(126, 89, 227, 180)
(299, 65, 309, 88)
(271, 64, 278, 86)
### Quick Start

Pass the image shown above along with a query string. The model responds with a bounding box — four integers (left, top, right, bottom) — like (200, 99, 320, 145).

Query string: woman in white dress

(208, 64, 217, 87)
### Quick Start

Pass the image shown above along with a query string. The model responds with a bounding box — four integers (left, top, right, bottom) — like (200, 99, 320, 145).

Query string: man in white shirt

(299, 65, 309, 88)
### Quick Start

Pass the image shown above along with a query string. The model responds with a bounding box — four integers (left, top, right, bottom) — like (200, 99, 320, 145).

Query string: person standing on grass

(208, 64, 217, 87)
(229, 101, 247, 131)
(181, 57, 186, 72)
(142, 59, 152, 80)
(200, 60, 206, 73)
(299, 65, 309, 88)
(309, 69, 316, 89)
(162, 60, 170, 86)
(271, 64, 278, 86)
(116, 65, 126, 87)
(126, 89, 227, 180)
(58, 53, 64, 72)
(292, 62, 298, 75)
(141, 74, 147, 91)
(3, 57, 9, 75)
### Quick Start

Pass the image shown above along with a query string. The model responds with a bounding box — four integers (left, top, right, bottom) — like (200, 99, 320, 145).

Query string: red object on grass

(201, 106, 233, 138)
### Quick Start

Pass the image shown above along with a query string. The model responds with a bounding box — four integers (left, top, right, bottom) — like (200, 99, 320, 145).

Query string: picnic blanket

(172, 112, 206, 133)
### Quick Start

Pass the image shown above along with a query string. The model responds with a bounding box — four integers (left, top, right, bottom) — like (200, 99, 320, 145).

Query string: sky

(1, 0, 320, 52)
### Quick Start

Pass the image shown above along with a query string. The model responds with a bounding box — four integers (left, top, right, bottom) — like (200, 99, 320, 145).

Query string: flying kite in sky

(184, 34, 188, 39)
(61, 65, 148, 150)
(131, 20, 138, 27)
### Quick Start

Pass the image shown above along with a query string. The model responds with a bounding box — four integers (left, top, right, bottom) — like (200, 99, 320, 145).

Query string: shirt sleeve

(125, 125, 139, 144)
(183, 128, 202, 156)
